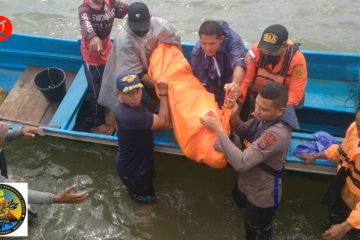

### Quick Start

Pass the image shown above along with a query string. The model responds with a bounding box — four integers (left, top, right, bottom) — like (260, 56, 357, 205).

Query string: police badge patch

(257, 132, 277, 151)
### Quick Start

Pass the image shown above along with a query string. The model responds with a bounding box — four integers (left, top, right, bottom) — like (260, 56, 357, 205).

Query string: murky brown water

(0, 136, 354, 239)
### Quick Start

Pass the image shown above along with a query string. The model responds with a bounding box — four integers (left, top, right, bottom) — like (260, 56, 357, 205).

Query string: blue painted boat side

(3, 33, 360, 173)
(49, 66, 88, 129)
(0, 33, 82, 72)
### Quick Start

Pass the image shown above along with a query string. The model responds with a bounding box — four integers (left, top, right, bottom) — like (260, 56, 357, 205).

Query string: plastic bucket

(34, 67, 67, 102)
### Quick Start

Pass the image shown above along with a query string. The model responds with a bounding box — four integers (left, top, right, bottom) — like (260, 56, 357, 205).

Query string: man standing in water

(114, 71, 171, 203)
(78, 0, 129, 134)
(99, 2, 181, 114)
(296, 104, 360, 240)
(200, 82, 299, 239)
(191, 20, 246, 109)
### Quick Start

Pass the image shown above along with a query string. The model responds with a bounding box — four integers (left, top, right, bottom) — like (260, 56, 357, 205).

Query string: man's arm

(199, 113, 285, 172)
(232, 66, 246, 86)
(5, 126, 44, 143)
(214, 130, 285, 172)
(5, 127, 23, 142)
(239, 47, 258, 101)
(296, 141, 344, 164)
(224, 29, 246, 100)
(346, 203, 360, 231)
(225, 66, 245, 101)
(114, 0, 129, 19)
(285, 51, 307, 106)
(232, 117, 252, 139)
(322, 205, 358, 240)
(228, 30, 246, 86)
(151, 77, 171, 130)
(78, 6, 97, 42)
(322, 220, 352, 240)
(29, 185, 88, 204)
(0, 174, 87, 205)
(78, 5, 102, 53)
(140, 73, 155, 87)
(295, 152, 327, 164)
(191, 44, 209, 86)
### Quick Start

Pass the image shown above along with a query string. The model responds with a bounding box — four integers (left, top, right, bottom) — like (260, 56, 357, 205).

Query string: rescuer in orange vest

(296, 103, 360, 240)
(239, 24, 307, 121)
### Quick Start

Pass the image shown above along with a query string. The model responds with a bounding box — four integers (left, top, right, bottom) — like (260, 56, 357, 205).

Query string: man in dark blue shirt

(191, 20, 246, 109)
(115, 70, 171, 203)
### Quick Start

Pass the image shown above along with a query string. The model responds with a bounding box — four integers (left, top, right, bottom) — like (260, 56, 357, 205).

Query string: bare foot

(96, 124, 111, 135)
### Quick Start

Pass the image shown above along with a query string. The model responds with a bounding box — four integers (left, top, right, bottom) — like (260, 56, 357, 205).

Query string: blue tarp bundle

(293, 131, 339, 155)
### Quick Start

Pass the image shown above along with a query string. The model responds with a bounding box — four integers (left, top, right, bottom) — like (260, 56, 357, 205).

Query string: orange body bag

(148, 43, 231, 168)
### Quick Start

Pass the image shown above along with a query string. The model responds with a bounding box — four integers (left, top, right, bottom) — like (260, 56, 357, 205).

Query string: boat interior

(0, 33, 359, 174)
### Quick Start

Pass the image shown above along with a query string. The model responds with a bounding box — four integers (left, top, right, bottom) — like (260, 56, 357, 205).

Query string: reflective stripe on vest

(337, 146, 360, 210)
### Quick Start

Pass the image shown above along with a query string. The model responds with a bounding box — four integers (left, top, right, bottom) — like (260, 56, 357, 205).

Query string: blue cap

(116, 71, 144, 94)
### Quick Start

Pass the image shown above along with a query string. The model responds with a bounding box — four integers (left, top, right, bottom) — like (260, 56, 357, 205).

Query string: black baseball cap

(258, 24, 288, 53)
(128, 2, 150, 30)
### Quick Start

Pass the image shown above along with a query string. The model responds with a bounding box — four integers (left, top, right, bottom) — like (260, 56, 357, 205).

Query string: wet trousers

(230, 182, 277, 240)
(83, 62, 106, 126)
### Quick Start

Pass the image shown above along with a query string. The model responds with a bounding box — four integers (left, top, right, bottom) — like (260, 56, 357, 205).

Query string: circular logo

(0, 184, 26, 235)
(0, 16, 13, 41)
(293, 66, 304, 78)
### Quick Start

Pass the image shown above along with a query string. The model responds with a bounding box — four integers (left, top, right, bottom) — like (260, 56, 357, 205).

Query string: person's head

(128, 2, 151, 37)
(355, 103, 360, 138)
(198, 20, 224, 57)
(254, 82, 288, 122)
(0, 121, 10, 149)
(258, 24, 288, 63)
(115, 71, 144, 107)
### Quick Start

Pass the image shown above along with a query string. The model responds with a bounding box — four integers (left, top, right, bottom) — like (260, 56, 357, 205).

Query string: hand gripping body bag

(148, 43, 231, 168)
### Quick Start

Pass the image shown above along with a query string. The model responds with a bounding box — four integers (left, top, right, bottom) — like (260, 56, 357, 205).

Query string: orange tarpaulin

(148, 43, 231, 168)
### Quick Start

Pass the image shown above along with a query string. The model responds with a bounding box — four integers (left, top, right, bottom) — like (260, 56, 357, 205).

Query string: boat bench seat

(302, 78, 358, 114)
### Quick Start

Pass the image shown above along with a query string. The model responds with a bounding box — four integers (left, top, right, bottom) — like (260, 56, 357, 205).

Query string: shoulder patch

(257, 132, 277, 151)
(245, 50, 255, 63)
(292, 65, 304, 78)
(245, 54, 253, 63)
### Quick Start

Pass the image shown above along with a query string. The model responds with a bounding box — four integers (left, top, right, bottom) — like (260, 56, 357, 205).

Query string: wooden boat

(1, 33, 359, 175)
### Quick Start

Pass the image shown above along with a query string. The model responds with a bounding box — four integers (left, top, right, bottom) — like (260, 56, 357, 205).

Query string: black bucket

(34, 67, 67, 102)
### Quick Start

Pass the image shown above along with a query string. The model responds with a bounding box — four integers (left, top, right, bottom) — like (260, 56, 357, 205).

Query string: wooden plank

(39, 71, 77, 125)
(0, 115, 60, 128)
(0, 66, 48, 124)
(0, 66, 77, 127)
(91, 108, 116, 135)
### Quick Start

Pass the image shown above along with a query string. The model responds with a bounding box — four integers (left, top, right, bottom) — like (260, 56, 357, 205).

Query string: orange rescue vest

(240, 44, 299, 121)
(251, 44, 299, 93)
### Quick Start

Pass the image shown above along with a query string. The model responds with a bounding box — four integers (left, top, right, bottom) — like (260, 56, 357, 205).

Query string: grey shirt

(2, 127, 54, 204)
(214, 117, 291, 208)
(0, 174, 54, 204)
(99, 16, 181, 113)
(5, 127, 23, 142)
